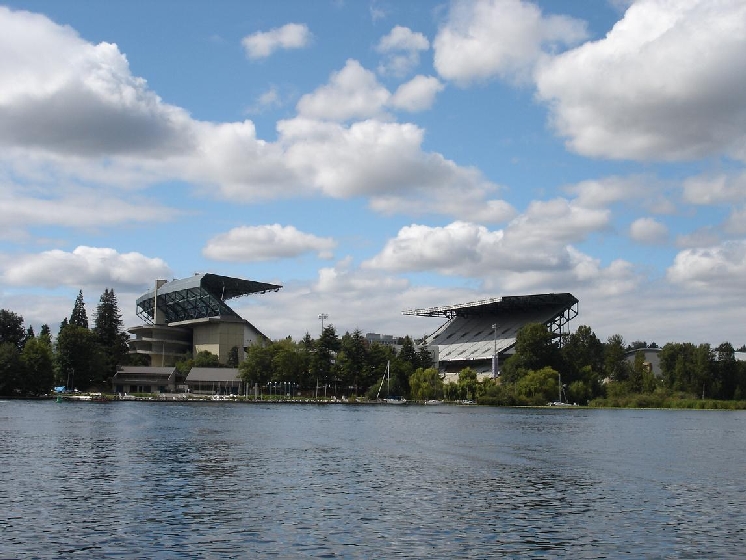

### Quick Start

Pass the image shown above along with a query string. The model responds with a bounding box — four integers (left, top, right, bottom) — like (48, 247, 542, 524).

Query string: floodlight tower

(318, 313, 329, 334)
(492, 323, 498, 378)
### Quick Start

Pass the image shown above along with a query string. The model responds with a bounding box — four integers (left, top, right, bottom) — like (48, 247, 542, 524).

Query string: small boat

(425, 399, 442, 405)
(377, 361, 407, 404)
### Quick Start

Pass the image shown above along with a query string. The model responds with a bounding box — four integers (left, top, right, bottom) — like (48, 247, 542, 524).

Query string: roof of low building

(186, 367, 241, 383)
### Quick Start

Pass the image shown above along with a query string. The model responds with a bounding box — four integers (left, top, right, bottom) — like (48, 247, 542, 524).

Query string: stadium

(128, 273, 281, 367)
(404, 293, 579, 383)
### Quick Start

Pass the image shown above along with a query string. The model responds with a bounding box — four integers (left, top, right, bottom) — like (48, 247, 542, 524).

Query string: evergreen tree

(0, 309, 26, 349)
(40, 324, 51, 339)
(0, 342, 22, 396)
(93, 288, 128, 380)
(70, 290, 89, 328)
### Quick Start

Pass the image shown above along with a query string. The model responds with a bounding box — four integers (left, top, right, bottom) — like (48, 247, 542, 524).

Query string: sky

(1, 0, 745, 348)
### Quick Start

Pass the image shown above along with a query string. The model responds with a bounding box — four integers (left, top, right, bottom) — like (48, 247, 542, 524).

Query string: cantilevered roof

(402, 293, 578, 318)
(136, 273, 281, 325)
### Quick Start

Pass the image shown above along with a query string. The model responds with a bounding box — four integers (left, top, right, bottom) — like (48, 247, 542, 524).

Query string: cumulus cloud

(667, 241, 746, 294)
(0, 7, 194, 158)
(376, 26, 430, 77)
(364, 199, 611, 279)
(1, 246, 171, 291)
(433, 0, 587, 85)
(682, 171, 746, 205)
(389, 75, 444, 112)
(535, 0, 746, 161)
(296, 59, 391, 121)
(629, 217, 668, 244)
(241, 23, 312, 60)
(203, 224, 336, 262)
(0, 9, 497, 222)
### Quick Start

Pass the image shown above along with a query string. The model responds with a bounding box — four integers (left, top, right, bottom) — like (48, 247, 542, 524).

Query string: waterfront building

(403, 293, 579, 383)
(128, 273, 281, 367)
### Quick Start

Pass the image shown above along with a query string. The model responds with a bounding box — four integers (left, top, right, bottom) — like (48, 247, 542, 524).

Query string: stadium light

(318, 313, 329, 333)
(492, 323, 498, 378)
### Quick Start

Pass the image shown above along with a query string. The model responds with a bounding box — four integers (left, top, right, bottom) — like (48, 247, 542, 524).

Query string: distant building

(128, 273, 281, 367)
(404, 293, 579, 383)
(624, 347, 662, 377)
(112, 366, 178, 394)
(365, 333, 396, 346)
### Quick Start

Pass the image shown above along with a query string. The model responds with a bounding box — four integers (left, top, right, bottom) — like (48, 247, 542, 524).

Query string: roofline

(402, 293, 578, 318)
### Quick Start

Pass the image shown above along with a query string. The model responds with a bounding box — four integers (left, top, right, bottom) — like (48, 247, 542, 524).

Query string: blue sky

(1, 0, 745, 346)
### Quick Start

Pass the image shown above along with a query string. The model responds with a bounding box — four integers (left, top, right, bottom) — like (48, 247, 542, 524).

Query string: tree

(69, 290, 89, 328)
(458, 367, 478, 401)
(194, 350, 220, 367)
(515, 367, 559, 405)
(93, 288, 129, 381)
(0, 342, 21, 396)
(0, 309, 26, 350)
(239, 342, 273, 389)
(604, 334, 630, 382)
(227, 346, 240, 368)
(502, 323, 560, 382)
(409, 367, 444, 400)
(21, 335, 55, 395)
(55, 324, 103, 389)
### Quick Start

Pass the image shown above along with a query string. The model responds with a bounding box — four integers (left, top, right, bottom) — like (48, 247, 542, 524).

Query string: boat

(377, 361, 407, 404)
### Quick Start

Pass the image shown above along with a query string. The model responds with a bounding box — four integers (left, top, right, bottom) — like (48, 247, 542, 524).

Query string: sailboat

(376, 361, 406, 404)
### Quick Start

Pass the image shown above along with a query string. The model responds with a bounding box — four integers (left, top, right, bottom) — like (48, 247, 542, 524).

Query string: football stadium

(404, 293, 578, 382)
(128, 273, 281, 367)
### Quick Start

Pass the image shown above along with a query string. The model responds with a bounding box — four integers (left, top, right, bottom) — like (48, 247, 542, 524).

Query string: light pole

(492, 323, 498, 379)
(318, 313, 328, 334)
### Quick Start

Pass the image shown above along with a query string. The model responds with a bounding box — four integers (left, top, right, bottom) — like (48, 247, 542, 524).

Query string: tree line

(479, 323, 746, 407)
(0, 289, 130, 396)
(238, 325, 435, 399)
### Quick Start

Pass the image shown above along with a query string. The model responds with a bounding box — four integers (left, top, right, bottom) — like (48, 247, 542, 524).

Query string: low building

(185, 367, 243, 395)
(112, 366, 178, 394)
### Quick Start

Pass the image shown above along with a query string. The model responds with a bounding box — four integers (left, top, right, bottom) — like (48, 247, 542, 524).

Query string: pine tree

(94, 288, 128, 381)
(70, 290, 88, 328)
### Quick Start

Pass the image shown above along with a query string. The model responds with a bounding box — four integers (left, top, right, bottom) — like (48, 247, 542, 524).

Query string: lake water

(1, 400, 744, 559)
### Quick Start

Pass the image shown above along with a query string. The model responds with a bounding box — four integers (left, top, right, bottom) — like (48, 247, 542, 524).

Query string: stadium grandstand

(403, 293, 578, 382)
(128, 273, 281, 367)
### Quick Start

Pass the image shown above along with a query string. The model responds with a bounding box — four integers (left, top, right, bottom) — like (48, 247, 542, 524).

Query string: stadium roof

(136, 273, 281, 324)
(402, 293, 579, 318)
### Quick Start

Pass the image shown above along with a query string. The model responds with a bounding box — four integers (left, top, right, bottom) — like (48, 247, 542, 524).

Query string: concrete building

(404, 293, 578, 383)
(128, 273, 281, 367)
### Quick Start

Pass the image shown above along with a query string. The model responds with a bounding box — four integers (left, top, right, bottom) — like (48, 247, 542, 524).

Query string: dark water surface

(1, 401, 744, 559)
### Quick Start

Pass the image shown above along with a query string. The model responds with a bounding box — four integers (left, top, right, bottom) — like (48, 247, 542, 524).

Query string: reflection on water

(1, 401, 745, 558)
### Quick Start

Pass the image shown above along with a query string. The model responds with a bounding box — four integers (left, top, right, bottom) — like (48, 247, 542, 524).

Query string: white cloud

(241, 23, 312, 60)
(296, 59, 391, 121)
(0, 246, 171, 291)
(535, 0, 746, 162)
(433, 0, 587, 85)
(389, 75, 444, 112)
(203, 224, 336, 262)
(682, 171, 746, 205)
(0, 182, 182, 239)
(376, 26, 430, 77)
(675, 227, 721, 249)
(0, 7, 194, 158)
(0, 10, 496, 222)
(629, 217, 668, 244)
(724, 206, 746, 235)
(364, 198, 611, 280)
(667, 240, 746, 294)
(278, 117, 498, 209)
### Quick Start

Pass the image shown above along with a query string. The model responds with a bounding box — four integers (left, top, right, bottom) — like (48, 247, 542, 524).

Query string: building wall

(193, 322, 247, 364)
